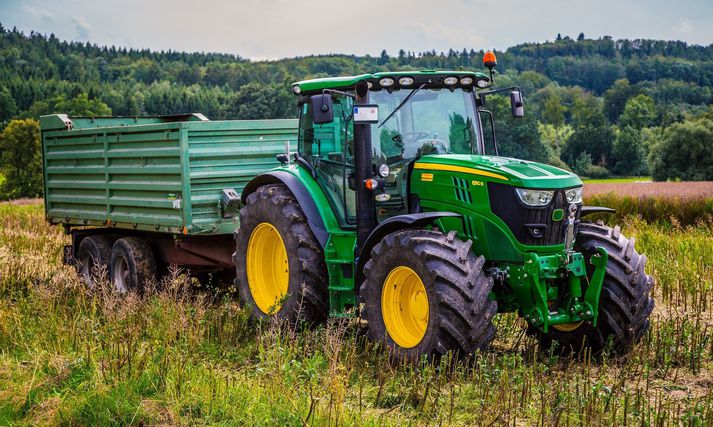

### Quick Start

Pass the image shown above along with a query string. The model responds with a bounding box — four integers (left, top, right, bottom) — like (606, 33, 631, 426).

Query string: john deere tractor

(234, 52, 654, 359)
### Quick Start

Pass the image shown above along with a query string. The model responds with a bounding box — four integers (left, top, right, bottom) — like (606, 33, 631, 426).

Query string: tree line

(1, 24, 712, 198)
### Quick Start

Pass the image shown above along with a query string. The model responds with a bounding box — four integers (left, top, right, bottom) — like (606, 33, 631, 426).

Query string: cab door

(298, 95, 356, 228)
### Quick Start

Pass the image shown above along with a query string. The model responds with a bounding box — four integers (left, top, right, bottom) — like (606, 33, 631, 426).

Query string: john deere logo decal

(552, 209, 564, 221)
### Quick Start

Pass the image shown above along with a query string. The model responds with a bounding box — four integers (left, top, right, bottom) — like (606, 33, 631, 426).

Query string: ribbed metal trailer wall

(185, 120, 298, 234)
(40, 115, 297, 236)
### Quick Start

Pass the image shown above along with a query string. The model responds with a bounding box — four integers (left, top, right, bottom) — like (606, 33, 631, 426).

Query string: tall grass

(585, 192, 713, 226)
(1, 203, 712, 425)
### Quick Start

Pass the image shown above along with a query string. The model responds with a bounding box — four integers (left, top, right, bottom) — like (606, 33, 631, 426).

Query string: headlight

(476, 79, 489, 88)
(565, 187, 583, 204)
(378, 164, 390, 178)
(443, 76, 458, 85)
(379, 77, 395, 87)
(516, 188, 554, 207)
(398, 76, 414, 86)
(459, 76, 474, 85)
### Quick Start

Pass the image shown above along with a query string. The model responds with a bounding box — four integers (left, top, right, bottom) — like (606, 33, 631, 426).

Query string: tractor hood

(415, 154, 582, 189)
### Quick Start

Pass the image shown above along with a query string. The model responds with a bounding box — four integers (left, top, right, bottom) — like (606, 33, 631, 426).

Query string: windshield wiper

(378, 83, 426, 128)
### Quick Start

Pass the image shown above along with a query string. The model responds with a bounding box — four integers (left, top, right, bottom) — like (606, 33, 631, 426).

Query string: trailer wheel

(530, 222, 654, 356)
(360, 229, 497, 361)
(109, 237, 156, 293)
(234, 184, 328, 325)
(77, 235, 114, 287)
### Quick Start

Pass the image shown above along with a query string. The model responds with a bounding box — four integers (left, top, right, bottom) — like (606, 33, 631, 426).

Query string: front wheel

(532, 222, 655, 355)
(360, 229, 497, 361)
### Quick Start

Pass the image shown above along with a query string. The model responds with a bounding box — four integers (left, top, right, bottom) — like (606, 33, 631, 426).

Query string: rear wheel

(109, 237, 156, 293)
(77, 235, 114, 286)
(360, 229, 497, 361)
(531, 222, 655, 355)
(234, 184, 328, 325)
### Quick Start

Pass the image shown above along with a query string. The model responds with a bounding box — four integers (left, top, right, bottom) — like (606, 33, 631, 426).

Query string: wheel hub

(113, 256, 129, 293)
(381, 266, 429, 348)
(246, 222, 289, 314)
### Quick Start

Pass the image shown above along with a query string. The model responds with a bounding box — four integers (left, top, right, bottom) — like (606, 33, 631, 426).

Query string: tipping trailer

(40, 113, 296, 286)
(41, 52, 654, 361)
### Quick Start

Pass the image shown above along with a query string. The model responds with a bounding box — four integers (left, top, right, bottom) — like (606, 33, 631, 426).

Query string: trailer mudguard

(241, 171, 329, 248)
(354, 212, 462, 288)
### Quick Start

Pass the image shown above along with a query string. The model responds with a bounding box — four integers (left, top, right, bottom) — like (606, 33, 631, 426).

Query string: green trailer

(41, 113, 297, 276)
(42, 53, 654, 361)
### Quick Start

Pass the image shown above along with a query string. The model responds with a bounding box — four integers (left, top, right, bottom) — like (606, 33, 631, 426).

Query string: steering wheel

(417, 139, 449, 154)
(400, 138, 450, 157)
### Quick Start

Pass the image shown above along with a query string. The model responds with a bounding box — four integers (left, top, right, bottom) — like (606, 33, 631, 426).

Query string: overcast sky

(2, 0, 712, 60)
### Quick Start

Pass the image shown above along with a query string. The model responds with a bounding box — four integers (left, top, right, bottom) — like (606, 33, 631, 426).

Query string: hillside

(1, 26, 712, 121)
(0, 24, 712, 198)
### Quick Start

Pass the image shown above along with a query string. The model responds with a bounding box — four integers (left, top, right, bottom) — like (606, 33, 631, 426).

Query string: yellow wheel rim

(246, 222, 289, 314)
(381, 266, 429, 348)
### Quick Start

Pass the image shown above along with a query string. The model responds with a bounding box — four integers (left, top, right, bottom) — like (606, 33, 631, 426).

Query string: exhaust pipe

(353, 81, 376, 253)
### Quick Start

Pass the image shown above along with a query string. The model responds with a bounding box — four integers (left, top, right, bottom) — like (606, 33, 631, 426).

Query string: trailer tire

(109, 237, 156, 293)
(77, 235, 114, 287)
(360, 229, 497, 361)
(234, 184, 328, 325)
(530, 222, 654, 356)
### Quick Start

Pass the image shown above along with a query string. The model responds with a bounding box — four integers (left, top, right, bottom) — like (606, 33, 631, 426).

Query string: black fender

(355, 211, 462, 289)
(241, 171, 329, 248)
(580, 206, 616, 218)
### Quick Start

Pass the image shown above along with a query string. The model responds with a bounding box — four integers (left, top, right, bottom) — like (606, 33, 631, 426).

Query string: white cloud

(673, 18, 693, 34)
(71, 16, 92, 41)
(24, 5, 54, 22)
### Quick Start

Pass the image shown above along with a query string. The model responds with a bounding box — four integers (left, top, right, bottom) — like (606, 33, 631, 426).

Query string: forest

(1, 24, 712, 198)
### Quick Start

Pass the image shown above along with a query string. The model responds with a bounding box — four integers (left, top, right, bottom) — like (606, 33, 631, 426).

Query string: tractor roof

(292, 70, 490, 94)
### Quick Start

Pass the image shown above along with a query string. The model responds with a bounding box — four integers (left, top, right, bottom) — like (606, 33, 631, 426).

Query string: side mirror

(510, 90, 524, 118)
(311, 94, 334, 124)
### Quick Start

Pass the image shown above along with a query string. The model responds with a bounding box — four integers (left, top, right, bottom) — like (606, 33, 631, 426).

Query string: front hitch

(506, 247, 609, 333)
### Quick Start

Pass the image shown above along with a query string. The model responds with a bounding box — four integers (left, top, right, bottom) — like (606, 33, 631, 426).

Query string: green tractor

(234, 52, 654, 359)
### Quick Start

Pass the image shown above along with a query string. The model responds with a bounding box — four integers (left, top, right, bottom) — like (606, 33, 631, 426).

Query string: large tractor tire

(234, 184, 328, 325)
(77, 235, 114, 287)
(532, 222, 655, 355)
(109, 237, 156, 293)
(360, 229, 497, 361)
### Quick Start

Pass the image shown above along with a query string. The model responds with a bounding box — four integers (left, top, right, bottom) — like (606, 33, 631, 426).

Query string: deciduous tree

(0, 119, 42, 199)
(649, 117, 713, 181)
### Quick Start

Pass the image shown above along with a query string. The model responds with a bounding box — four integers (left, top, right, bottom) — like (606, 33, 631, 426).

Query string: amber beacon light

(483, 51, 497, 69)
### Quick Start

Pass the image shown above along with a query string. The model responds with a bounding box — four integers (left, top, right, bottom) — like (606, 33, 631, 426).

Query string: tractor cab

(292, 70, 508, 227)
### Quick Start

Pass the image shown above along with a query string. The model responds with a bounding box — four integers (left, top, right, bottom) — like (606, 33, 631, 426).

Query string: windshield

(369, 88, 480, 165)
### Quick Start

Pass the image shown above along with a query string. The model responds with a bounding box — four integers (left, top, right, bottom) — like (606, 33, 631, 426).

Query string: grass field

(582, 176, 652, 184)
(585, 181, 713, 199)
(1, 199, 712, 426)
(584, 181, 713, 226)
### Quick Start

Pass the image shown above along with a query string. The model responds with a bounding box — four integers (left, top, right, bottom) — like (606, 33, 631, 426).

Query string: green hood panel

(416, 154, 582, 189)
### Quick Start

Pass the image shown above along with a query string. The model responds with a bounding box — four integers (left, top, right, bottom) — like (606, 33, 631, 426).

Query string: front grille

(487, 182, 581, 246)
